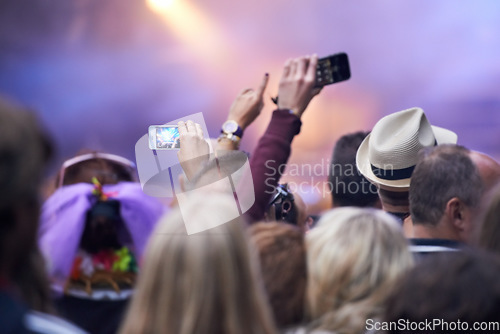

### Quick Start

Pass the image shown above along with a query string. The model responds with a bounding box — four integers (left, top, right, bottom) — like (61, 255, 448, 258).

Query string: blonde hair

(119, 194, 276, 334)
(305, 207, 414, 333)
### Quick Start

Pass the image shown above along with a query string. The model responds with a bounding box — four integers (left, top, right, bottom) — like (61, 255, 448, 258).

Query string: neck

(378, 189, 409, 214)
(381, 201, 409, 214)
(412, 221, 460, 241)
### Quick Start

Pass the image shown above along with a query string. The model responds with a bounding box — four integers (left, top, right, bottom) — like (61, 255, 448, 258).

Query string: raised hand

(227, 73, 269, 131)
(277, 55, 322, 118)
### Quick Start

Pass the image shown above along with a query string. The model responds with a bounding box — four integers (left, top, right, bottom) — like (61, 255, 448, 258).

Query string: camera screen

(156, 126, 180, 149)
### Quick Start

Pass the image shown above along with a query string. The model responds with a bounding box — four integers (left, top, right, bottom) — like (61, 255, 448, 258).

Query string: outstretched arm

(246, 55, 321, 223)
(217, 73, 269, 151)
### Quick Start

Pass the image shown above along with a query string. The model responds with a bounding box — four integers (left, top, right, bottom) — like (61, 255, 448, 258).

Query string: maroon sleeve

(245, 109, 302, 223)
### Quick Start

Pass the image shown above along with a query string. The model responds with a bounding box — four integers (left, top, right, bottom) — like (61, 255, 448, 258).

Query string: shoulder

(0, 290, 86, 334)
(25, 311, 87, 334)
(409, 238, 463, 255)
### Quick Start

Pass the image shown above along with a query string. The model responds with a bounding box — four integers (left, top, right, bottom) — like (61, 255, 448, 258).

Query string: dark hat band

(369, 139, 436, 181)
(371, 164, 415, 181)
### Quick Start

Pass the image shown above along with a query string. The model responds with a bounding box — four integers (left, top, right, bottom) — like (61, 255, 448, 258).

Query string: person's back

(0, 96, 86, 333)
(248, 222, 307, 330)
(477, 181, 500, 254)
(383, 251, 500, 334)
(39, 151, 165, 334)
(119, 194, 276, 334)
(297, 207, 414, 334)
(356, 107, 457, 236)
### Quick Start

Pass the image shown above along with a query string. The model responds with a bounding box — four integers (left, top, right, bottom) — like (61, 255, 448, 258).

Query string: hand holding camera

(177, 120, 210, 181)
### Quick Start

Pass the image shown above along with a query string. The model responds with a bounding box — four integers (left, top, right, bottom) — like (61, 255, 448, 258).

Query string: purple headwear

(39, 182, 167, 290)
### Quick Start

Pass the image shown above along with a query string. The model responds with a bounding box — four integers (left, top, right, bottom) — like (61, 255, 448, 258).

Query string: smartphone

(148, 125, 180, 150)
(271, 52, 351, 105)
(315, 52, 351, 88)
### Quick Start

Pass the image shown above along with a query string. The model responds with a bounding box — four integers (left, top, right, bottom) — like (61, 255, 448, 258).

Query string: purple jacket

(39, 182, 166, 290)
(246, 109, 302, 222)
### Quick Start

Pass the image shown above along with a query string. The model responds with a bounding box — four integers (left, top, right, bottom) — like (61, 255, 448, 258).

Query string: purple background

(1, 0, 499, 200)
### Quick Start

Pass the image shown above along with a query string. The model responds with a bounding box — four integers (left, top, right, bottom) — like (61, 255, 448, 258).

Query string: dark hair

(56, 149, 134, 187)
(410, 144, 483, 225)
(0, 96, 52, 242)
(248, 222, 306, 329)
(384, 250, 500, 333)
(0, 97, 52, 214)
(328, 131, 379, 207)
(81, 200, 124, 254)
(0, 96, 53, 313)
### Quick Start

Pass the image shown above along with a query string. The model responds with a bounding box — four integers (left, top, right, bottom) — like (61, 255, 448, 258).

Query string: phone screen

(155, 126, 180, 149)
(315, 52, 351, 87)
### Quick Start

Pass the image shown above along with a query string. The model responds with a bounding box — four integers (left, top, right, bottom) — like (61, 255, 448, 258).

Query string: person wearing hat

(356, 107, 457, 236)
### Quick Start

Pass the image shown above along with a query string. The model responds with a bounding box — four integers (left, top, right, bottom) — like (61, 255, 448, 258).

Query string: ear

(445, 197, 468, 232)
(304, 216, 314, 232)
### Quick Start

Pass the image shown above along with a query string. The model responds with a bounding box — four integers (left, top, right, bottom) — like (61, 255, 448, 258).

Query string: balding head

(469, 151, 500, 244)
(470, 151, 500, 192)
(410, 145, 483, 242)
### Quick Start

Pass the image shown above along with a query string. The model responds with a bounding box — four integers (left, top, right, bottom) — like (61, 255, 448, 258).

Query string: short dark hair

(410, 144, 482, 225)
(384, 251, 500, 333)
(328, 131, 379, 207)
(248, 222, 306, 329)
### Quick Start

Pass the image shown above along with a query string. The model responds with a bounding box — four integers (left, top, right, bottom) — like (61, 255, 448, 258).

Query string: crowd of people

(1, 54, 500, 334)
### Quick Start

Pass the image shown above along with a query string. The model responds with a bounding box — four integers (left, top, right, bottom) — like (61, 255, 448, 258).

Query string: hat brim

(356, 125, 457, 191)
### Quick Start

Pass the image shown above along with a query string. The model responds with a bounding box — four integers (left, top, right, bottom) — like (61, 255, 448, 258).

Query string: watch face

(223, 121, 238, 133)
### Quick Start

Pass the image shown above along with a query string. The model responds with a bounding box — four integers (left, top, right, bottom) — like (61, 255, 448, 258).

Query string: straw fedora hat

(356, 107, 457, 191)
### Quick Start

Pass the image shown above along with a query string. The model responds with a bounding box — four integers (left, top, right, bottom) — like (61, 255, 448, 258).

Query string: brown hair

(248, 222, 307, 329)
(0, 97, 52, 210)
(0, 96, 54, 313)
(55, 149, 135, 187)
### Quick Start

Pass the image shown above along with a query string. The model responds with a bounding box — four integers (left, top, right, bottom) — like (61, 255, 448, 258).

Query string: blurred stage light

(147, 0, 176, 11)
(146, 0, 230, 67)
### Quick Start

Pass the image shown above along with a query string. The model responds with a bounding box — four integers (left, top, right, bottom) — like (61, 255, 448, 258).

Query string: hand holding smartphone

(271, 52, 351, 105)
